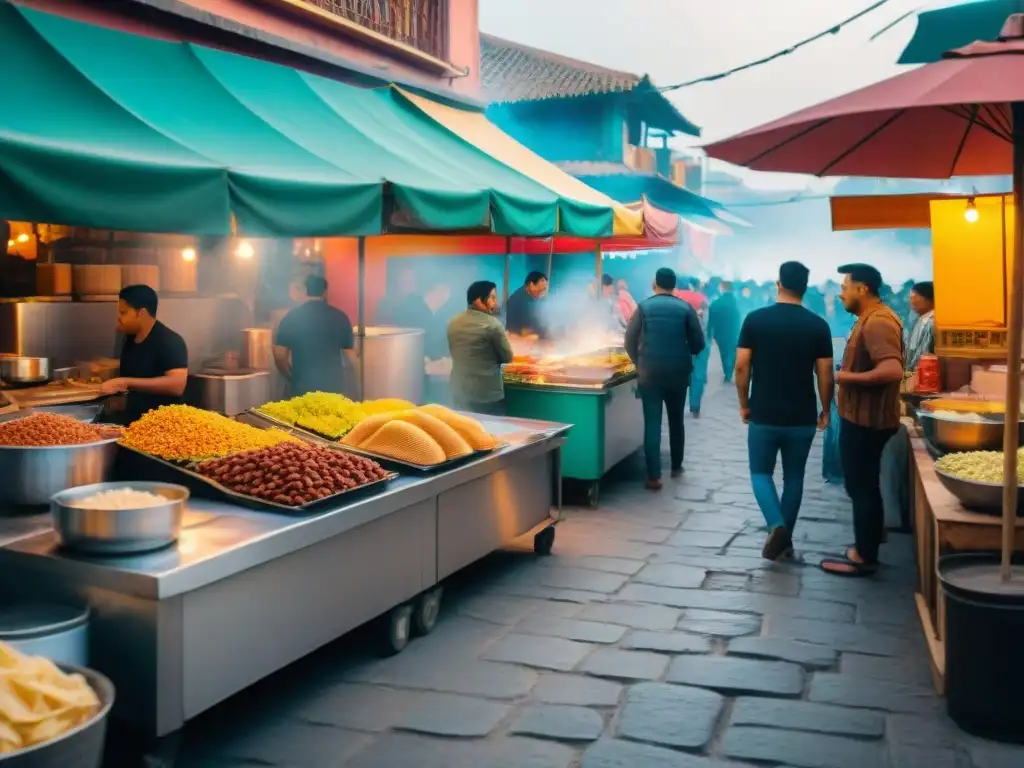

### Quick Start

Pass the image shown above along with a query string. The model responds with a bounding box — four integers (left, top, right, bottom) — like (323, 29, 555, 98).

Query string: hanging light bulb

(236, 241, 254, 260)
(15, 233, 29, 243)
(964, 197, 980, 223)
(181, 248, 197, 262)
(6, 239, 13, 249)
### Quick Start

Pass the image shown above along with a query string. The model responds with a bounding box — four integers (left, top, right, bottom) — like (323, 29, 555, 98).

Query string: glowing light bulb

(181, 248, 197, 262)
(236, 241, 254, 260)
(6, 239, 13, 249)
(15, 233, 29, 243)
(964, 198, 979, 223)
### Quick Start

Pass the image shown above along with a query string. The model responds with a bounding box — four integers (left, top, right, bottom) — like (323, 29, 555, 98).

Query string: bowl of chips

(0, 642, 114, 767)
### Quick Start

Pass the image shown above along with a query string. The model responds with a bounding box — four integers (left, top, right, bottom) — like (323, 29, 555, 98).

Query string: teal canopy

(897, 0, 1020, 64)
(573, 173, 727, 224)
(1, 1, 614, 238)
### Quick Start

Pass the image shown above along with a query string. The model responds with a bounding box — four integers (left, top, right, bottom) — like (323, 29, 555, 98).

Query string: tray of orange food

(338, 404, 504, 473)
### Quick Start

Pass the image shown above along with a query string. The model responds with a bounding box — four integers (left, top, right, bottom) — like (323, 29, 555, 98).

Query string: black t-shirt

(738, 303, 833, 427)
(274, 300, 355, 396)
(505, 286, 549, 338)
(119, 321, 189, 423)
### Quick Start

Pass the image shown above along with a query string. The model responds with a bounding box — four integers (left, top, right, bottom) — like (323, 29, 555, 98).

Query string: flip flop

(819, 547, 878, 578)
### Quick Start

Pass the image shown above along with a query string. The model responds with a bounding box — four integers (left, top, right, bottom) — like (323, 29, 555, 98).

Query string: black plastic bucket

(939, 551, 1024, 743)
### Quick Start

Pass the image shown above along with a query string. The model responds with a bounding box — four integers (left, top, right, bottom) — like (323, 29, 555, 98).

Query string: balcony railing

(302, 0, 449, 60)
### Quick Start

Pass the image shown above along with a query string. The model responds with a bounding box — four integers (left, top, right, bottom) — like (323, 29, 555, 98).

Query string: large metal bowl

(934, 467, 1024, 516)
(0, 356, 50, 386)
(0, 439, 119, 507)
(51, 481, 188, 555)
(0, 663, 114, 768)
(919, 411, 1024, 455)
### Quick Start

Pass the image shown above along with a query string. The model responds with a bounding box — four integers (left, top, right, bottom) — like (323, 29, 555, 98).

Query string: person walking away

(447, 281, 514, 416)
(673, 278, 709, 418)
(624, 268, 706, 491)
(273, 274, 357, 398)
(734, 262, 834, 560)
(904, 280, 935, 372)
(821, 263, 904, 577)
(709, 282, 741, 383)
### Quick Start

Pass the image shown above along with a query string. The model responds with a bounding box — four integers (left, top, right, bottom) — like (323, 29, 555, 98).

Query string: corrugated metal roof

(481, 33, 642, 103)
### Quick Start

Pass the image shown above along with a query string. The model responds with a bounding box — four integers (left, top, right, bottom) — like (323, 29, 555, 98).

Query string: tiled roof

(480, 34, 642, 103)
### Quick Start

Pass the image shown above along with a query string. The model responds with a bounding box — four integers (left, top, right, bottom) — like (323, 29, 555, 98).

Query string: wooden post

(595, 241, 603, 282)
(357, 236, 366, 401)
(1000, 101, 1024, 581)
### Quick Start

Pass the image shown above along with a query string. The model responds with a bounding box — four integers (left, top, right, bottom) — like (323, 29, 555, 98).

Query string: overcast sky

(480, 0, 935, 189)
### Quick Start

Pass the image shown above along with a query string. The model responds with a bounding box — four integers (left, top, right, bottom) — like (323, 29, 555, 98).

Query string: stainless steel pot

(0, 438, 119, 507)
(919, 412, 1024, 455)
(0, 356, 50, 385)
(240, 328, 273, 371)
(51, 481, 187, 555)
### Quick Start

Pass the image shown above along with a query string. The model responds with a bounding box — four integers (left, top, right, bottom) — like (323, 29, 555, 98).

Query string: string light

(181, 248, 197, 262)
(15, 233, 29, 243)
(964, 196, 979, 223)
(236, 241, 254, 260)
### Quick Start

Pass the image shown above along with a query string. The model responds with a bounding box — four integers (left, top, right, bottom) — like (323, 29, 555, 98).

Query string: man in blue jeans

(625, 268, 706, 491)
(734, 261, 834, 560)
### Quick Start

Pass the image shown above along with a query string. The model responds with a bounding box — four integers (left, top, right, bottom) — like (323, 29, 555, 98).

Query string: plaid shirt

(905, 310, 935, 371)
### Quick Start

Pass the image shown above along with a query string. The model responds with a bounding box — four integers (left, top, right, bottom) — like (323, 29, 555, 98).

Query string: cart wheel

(412, 587, 443, 637)
(587, 482, 600, 508)
(533, 526, 556, 556)
(378, 603, 413, 656)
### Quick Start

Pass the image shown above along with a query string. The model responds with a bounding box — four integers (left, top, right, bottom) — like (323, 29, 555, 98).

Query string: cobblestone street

(159, 370, 1024, 768)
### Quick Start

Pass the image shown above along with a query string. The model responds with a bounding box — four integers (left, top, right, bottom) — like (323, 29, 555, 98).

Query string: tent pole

(546, 238, 554, 282)
(357, 236, 366, 402)
(502, 237, 511, 304)
(1001, 101, 1024, 582)
(596, 241, 603, 282)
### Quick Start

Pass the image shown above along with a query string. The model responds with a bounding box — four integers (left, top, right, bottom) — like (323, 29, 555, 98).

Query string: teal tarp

(574, 173, 726, 223)
(898, 0, 1020, 64)
(1, 2, 613, 237)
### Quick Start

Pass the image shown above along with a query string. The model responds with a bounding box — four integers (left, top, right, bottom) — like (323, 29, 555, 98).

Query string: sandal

(819, 547, 878, 578)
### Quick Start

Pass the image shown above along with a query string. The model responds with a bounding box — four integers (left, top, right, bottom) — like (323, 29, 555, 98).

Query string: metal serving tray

(115, 444, 397, 514)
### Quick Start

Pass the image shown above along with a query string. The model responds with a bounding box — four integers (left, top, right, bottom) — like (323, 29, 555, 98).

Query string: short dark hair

(601, 274, 614, 287)
(525, 271, 547, 286)
(119, 284, 159, 316)
(779, 261, 810, 297)
(467, 280, 496, 306)
(305, 274, 328, 298)
(912, 281, 934, 302)
(838, 263, 883, 296)
(654, 267, 677, 291)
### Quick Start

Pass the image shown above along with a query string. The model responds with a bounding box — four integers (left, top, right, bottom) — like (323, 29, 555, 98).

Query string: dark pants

(747, 423, 817, 532)
(839, 418, 898, 564)
(716, 337, 737, 381)
(640, 384, 688, 479)
(456, 399, 507, 417)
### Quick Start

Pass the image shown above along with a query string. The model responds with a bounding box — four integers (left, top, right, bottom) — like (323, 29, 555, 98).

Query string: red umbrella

(706, 14, 1024, 581)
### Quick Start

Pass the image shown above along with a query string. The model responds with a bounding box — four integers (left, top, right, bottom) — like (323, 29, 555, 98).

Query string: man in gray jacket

(625, 268, 706, 490)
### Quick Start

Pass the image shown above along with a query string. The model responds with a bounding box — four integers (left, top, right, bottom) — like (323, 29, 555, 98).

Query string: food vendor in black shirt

(100, 284, 189, 423)
(273, 274, 356, 397)
(504, 271, 550, 340)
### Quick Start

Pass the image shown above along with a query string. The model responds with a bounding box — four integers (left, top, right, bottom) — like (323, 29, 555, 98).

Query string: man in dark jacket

(625, 267, 706, 490)
(709, 281, 741, 382)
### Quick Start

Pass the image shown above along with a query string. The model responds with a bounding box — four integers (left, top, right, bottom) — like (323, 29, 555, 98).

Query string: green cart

(505, 373, 643, 506)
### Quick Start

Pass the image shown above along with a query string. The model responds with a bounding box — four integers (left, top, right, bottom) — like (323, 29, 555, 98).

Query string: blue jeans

(747, 423, 817, 531)
(688, 347, 709, 413)
(640, 384, 688, 479)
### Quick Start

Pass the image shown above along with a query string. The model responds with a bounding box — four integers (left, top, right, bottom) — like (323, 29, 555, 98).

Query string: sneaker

(690, 410, 701, 419)
(762, 527, 793, 561)
(645, 478, 663, 491)
(670, 468, 684, 479)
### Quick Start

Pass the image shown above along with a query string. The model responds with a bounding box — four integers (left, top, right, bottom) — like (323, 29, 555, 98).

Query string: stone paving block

(616, 682, 724, 749)
(619, 584, 856, 622)
(535, 567, 632, 594)
(483, 634, 593, 672)
(620, 630, 711, 654)
(967, 737, 1024, 768)
(666, 655, 805, 697)
(289, 683, 406, 732)
(532, 672, 624, 706)
(727, 637, 838, 670)
(730, 696, 885, 737)
(347, 733, 577, 768)
(809, 673, 943, 713)
(889, 744, 972, 768)
(722, 725, 885, 768)
(748, 568, 802, 596)
(841, 651, 933, 686)
(633, 563, 707, 589)
(456, 595, 573, 625)
(509, 704, 604, 742)
(763, 616, 915, 655)
(501, 584, 611, 604)
(702, 572, 750, 591)
(541, 556, 646, 575)
(626, 527, 674, 544)
(580, 648, 669, 681)
(581, 738, 727, 768)
(203, 720, 371, 768)
(711, 491, 757, 505)
(677, 608, 761, 638)
(517, 615, 628, 644)
(577, 602, 681, 630)
(887, 712, 965, 749)
(346, 654, 538, 699)
(393, 692, 510, 737)
(673, 485, 710, 502)
(665, 530, 735, 549)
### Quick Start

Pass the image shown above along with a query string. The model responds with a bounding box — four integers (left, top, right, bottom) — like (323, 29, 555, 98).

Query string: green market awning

(897, 0, 1016, 64)
(0, 1, 614, 238)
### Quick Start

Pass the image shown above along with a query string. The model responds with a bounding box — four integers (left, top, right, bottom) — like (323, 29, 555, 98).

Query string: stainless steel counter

(503, 370, 638, 397)
(0, 414, 568, 736)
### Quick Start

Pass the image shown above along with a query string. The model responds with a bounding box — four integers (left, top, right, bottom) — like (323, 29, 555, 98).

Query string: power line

(660, 0, 897, 92)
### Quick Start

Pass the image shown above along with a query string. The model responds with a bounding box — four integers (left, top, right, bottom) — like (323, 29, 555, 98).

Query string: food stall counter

(0, 413, 569, 737)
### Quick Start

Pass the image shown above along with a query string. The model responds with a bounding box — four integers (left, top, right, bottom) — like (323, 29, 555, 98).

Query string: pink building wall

(18, 0, 480, 98)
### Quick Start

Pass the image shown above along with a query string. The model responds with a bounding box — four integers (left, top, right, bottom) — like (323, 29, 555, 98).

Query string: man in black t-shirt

(273, 274, 356, 398)
(100, 284, 189, 424)
(734, 261, 834, 561)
